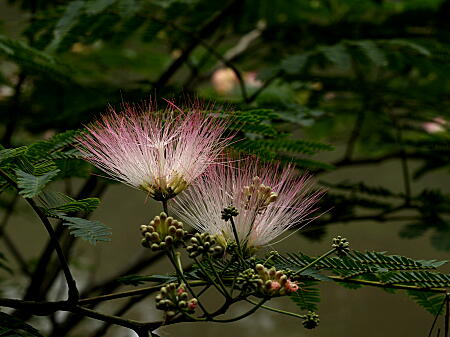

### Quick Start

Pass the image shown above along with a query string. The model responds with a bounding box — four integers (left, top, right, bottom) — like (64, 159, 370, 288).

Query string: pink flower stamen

(76, 100, 233, 201)
(171, 158, 324, 248)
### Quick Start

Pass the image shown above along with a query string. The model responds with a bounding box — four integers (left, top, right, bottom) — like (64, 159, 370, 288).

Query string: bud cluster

(221, 205, 239, 221)
(302, 311, 320, 329)
(238, 264, 299, 296)
(141, 212, 185, 251)
(155, 283, 198, 319)
(332, 236, 350, 257)
(186, 233, 224, 258)
(150, 172, 189, 201)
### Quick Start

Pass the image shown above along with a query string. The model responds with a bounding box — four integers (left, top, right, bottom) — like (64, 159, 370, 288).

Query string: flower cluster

(238, 264, 299, 296)
(77, 100, 231, 201)
(140, 212, 185, 251)
(186, 232, 225, 258)
(302, 311, 320, 329)
(155, 283, 198, 318)
(171, 159, 324, 248)
(332, 236, 350, 257)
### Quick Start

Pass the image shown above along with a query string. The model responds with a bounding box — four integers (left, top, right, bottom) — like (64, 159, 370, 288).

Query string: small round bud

(255, 264, 264, 272)
(275, 271, 284, 279)
(150, 232, 160, 243)
(166, 310, 176, 318)
(175, 229, 184, 238)
(165, 236, 174, 246)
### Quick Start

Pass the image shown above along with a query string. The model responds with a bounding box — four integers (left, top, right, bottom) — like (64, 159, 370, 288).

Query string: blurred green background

(1, 0, 450, 336)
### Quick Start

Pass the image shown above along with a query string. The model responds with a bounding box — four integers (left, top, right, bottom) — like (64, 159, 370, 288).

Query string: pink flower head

(170, 158, 324, 248)
(77, 100, 232, 201)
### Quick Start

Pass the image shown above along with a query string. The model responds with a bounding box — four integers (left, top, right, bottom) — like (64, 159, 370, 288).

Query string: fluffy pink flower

(170, 159, 324, 248)
(77, 100, 232, 201)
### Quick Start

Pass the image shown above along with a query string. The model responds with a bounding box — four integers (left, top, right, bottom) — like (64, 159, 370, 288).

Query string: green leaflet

(15, 169, 60, 198)
(58, 215, 112, 245)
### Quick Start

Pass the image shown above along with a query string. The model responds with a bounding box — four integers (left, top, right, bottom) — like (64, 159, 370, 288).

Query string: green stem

(196, 285, 211, 298)
(166, 249, 210, 317)
(194, 257, 229, 298)
(79, 281, 206, 305)
(207, 256, 231, 298)
(0, 168, 79, 302)
(293, 248, 335, 276)
(229, 217, 246, 264)
(246, 299, 305, 319)
(162, 200, 168, 214)
(211, 298, 267, 322)
(330, 275, 447, 293)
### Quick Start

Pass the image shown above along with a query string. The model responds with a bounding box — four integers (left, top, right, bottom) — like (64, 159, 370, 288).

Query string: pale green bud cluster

(221, 205, 239, 221)
(142, 172, 189, 201)
(155, 283, 198, 319)
(243, 176, 278, 213)
(186, 233, 224, 258)
(238, 264, 299, 296)
(141, 212, 185, 251)
(332, 236, 350, 257)
(302, 311, 320, 329)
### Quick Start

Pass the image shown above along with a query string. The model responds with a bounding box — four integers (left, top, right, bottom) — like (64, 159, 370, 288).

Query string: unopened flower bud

(302, 311, 320, 329)
(150, 232, 160, 242)
(166, 310, 176, 318)
(141, 238, 150, 248)
(256, 264, 264, 272)
(165, 235, 174, 246)
(188, 298, 198, 311)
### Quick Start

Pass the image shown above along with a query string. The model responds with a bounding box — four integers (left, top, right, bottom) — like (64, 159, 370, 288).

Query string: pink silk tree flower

(76, 101, 232, 201)
(170, 159, 324, 248)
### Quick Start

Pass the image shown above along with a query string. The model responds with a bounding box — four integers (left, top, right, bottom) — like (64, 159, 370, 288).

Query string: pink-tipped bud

(271, 281, 281, 291)
(285, 280, 299, 292)
(188, 299, 198, 310)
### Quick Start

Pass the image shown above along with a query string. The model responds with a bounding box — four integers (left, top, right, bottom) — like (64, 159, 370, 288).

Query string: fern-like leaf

(289, 280, 320, 311)
(58, 215, 111, 244)
(15, 169, 60, 198)
(407, 290, 445, 315)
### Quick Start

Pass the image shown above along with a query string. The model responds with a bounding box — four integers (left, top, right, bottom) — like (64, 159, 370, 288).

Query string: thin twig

(0, 169, 79, 302)
(428, 295, 447, 337)
(445, 293, 449, 337)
